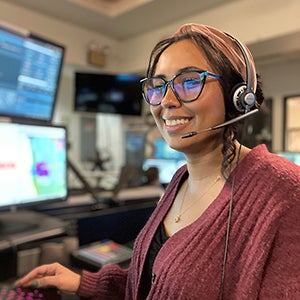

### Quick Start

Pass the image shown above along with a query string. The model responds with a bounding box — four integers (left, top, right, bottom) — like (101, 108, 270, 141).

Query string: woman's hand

(15, 262, 81, 295)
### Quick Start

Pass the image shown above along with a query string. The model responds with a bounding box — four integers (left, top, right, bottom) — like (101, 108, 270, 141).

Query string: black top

(139, 222, 169, 299)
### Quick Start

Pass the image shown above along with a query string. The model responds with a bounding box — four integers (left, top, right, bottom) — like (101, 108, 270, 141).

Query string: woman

(16, 23, 300, 300)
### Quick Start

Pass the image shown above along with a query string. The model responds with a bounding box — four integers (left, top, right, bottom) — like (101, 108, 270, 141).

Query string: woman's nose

(160, 85, 181, 108)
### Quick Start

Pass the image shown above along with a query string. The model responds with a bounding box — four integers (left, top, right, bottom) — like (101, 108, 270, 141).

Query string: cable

(218, 143, 241, 300)
(218, 115, 253, 299)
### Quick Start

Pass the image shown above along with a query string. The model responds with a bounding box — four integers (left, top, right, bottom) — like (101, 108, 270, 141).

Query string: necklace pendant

(174, 215, 181, 223)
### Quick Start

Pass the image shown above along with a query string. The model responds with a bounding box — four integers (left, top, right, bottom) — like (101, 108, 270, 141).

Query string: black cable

(218, 116, 252, 299)
(218, 143, 242, 300)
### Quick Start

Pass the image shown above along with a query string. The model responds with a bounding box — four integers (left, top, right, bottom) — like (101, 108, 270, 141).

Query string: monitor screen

(125, 131, 146, 167)
(276, 152, 300, 166)
(142, 158, 185, 185)
(0, 121, 68, 211)
(154, 138, 186, 160)
(0, 21, 65, 122)
(74, 73, 143, 116)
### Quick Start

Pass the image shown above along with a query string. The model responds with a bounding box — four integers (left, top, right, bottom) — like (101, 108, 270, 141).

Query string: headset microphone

(181, 108, 258, 139)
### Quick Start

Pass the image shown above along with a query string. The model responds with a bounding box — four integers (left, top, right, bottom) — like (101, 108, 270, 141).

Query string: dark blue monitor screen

(0, 21, 65, 122)
(75, 73, 142, 116)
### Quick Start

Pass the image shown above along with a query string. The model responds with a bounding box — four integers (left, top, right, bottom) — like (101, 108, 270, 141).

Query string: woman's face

(150, 39, 225, 155)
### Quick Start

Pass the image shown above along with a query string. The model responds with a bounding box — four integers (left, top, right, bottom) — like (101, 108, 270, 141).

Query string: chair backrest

(113, 164, 142, 195)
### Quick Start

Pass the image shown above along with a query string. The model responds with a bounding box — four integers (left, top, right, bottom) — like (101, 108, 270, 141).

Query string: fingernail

(32, 280, 39, 288)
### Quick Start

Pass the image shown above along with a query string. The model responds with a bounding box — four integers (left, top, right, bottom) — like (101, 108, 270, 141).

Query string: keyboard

(0, 285, 61, 300)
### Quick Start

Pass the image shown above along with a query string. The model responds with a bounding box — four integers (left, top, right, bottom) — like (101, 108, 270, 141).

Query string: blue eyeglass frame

(140, 69, 221, 106)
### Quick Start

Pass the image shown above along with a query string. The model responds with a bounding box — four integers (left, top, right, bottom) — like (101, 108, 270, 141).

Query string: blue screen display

(277, 152, 300, 166)
(0, 21, 64, 122)
(154, 138, 186, 160)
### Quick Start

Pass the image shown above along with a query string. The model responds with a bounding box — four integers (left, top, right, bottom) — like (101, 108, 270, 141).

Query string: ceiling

(4, 0, 300, 65)
(5, 0, 238, 40)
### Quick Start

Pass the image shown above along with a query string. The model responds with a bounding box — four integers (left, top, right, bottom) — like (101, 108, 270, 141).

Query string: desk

(0, 210, 67, 281)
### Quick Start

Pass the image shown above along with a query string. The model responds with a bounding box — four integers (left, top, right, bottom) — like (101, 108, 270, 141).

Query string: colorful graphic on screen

(0, 122, 67, 208)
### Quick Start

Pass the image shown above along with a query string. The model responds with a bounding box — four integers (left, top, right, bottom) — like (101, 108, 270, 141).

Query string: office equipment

(154, 138, 186, 160)
(276, 152, 300, 166)
(143, 158, 185, 186)
(77, 202, 157, 246)
(0, 284, 61, 300)
(74, 73, 143, 116)
(0, 210, 66, 280)
(0, 121, 68, 234)
(125, 130, 146, 168)
(0, 20, 65, 123)
(74, 239, 132, 266)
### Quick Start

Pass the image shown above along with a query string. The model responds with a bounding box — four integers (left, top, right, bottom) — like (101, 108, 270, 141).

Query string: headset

(226, 33, 257, 114)
(218, 33, 257, 300)
(181, 36, 258, 140)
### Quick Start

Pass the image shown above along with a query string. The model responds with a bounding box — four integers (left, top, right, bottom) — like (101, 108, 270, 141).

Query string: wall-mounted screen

(0, 121, 68, 211)
(74, 72, 143, 116)
(0, 21, 65, 123)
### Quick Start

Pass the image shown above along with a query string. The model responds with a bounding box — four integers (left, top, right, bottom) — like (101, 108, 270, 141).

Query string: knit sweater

(77, 144, 300, 299)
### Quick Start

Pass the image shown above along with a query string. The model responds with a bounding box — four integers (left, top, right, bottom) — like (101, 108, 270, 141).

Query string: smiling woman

(16, 23, 300, 300)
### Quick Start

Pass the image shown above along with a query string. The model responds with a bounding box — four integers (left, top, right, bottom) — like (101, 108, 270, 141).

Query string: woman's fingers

(15, 263, 81, 295)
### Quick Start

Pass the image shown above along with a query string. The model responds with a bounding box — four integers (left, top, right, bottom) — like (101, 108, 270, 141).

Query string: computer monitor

(0, 20, 65, 123)
(74, 73, 142, 116)
(0, 121, 68, 235)
(276, 152, 300, 166)
(154, 138, 185, 160)
(0, 121, 68, 211)
(142, 158, 185, 186)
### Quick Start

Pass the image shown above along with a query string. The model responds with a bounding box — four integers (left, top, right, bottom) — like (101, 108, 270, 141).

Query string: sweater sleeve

(259, 196, 300, 299)
(76, 264, 128, 300)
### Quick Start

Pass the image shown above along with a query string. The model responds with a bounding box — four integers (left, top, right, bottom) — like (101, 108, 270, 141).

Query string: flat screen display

(0, 21, 65, 122)
(154, 138, 186, 160)
(142, 158, 185, 185)
(277, 152, 300, 166)
(0, 121, 68, 210)
(74, 73, 143, 116)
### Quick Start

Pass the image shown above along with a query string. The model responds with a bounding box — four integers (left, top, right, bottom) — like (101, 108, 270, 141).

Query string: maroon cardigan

(77, 145, 300, 299)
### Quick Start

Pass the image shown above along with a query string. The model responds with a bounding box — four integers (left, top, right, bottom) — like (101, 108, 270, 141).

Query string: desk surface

(0, 210, 66, 249)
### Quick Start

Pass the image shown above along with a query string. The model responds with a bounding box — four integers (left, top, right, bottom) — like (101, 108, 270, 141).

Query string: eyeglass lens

(143, 71, 205, 105)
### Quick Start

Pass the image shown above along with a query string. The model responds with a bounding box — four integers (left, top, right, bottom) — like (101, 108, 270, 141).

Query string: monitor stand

(67, 157, 99, 203)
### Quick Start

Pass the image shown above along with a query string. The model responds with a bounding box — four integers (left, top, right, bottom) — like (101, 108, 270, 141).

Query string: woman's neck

(185, 141, 250, 184)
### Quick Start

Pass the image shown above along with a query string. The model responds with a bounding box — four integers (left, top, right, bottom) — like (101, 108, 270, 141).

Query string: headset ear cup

(232, 84, 247, 113)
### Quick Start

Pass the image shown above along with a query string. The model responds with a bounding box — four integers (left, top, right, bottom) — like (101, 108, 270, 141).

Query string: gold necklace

(174, 175, 221, 223)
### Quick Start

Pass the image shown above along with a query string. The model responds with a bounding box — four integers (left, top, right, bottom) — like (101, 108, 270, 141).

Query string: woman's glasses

(141, 70, 220, 106)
